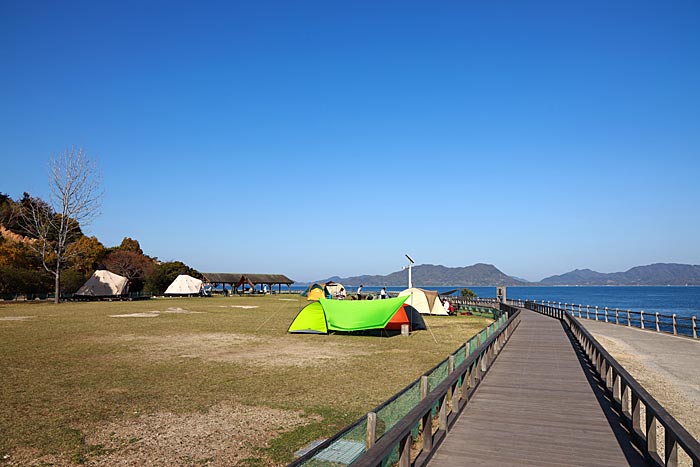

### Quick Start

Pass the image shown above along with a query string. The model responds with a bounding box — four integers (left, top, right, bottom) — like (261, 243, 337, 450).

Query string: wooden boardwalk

(429, 309, 646, 467)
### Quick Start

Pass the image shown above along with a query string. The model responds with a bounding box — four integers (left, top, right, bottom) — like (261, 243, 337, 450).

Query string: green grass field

(0, 295, 493, 466)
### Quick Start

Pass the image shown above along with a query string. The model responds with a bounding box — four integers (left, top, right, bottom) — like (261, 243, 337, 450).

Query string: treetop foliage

(0, 193, 199, 296)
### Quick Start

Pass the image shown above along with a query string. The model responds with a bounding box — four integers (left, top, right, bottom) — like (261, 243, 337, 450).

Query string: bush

(61, 269, 87, 295)
(0, 266, 52, 295)
(460, 288, 477, 298)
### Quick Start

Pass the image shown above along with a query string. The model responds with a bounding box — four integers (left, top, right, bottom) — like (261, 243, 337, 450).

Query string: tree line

(0, 191, 200, 298)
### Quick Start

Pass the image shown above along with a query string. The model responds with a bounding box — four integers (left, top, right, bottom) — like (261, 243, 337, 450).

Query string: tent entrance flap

(288, 302, 328, 334)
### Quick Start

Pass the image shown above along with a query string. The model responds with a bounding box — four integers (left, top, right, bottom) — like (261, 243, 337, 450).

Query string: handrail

(526, 301, 700, 466)
(352, 306, 521, 467)
(532, 300, 698, 338)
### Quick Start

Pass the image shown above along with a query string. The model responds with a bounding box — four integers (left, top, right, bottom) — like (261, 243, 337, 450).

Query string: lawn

(0, 295, 493, 467)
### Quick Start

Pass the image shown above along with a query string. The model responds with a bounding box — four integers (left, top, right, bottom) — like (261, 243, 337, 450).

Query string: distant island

(305, 262, 700, 287)
(539, 263, 700, 286)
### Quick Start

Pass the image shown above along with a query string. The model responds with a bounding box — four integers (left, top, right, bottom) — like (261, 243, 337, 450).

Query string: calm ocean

(292, 285, 700, 319)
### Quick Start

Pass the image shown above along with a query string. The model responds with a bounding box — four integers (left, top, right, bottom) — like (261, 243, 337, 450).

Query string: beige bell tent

(398, 287, 448, 315)
(75, 270, 129, 297)
(324, 281, 346, 298)
(164, 274, 203, 296)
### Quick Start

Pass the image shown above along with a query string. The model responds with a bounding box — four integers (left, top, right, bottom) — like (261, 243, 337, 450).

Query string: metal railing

(288, 305, 518, 466)
(532, 300, 698, 338)
(526, 301, 700, 466)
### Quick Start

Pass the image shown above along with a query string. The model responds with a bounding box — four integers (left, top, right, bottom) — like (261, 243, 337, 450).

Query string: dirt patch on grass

(110, 308, 204, 318)
(110, 312, 160, 318)
(5, 403, 319, 467)
(84, 403, 317, 467)
(162, 307, 204, 314)
(105, 333, 371, 367)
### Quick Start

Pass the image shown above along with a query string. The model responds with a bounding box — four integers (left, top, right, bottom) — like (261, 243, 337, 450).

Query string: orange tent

(385, 304, 428, 331)
(385, 306, 410, 330)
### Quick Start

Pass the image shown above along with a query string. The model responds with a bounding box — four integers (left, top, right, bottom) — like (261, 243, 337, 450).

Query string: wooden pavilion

(201, 273, 294, 294)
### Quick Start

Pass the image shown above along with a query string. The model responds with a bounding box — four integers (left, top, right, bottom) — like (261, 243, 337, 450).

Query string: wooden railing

(351, 304, 521, 467)
(533, 300, 698, 338)
(526, 301, 700, 466)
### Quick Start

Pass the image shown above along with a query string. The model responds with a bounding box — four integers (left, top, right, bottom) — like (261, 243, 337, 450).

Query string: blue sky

(1, 0, 699, 282)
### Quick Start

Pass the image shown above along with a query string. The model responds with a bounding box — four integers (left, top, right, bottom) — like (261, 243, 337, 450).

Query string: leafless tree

(22, 147, 102, 302)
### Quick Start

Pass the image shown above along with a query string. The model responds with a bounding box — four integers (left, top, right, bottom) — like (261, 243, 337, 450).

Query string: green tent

(288, 296, 409, 334)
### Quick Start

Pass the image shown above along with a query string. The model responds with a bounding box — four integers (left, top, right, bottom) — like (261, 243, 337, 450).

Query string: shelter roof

(201, 273, 294, 285)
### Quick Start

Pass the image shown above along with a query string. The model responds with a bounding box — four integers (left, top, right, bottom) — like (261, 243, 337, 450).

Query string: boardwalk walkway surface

(429, 309, 646, 467)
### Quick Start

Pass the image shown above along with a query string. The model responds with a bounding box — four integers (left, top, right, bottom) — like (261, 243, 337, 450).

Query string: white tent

(75, 270, 129, 297)
(324, 282, 346, 298)
(164, 274, 203, 296)
(398, 287, 448, 315)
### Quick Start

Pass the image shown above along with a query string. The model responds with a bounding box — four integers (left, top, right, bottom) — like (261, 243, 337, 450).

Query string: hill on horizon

(539, 263, 700, 286)
(309, 263, 527, 287)
(301, 262, 700, 287)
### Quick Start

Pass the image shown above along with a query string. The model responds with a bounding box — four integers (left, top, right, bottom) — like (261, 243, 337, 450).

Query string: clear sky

(1, 0, 699, 282)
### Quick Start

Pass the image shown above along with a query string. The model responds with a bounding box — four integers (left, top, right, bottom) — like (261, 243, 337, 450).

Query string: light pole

(405, 254, 415, 289)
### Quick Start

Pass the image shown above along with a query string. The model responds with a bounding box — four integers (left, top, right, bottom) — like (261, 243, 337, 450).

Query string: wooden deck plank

(429, 310, 646, 466)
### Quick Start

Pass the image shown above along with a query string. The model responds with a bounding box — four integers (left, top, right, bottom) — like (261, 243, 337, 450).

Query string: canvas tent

(164, 274, 203, 296)
(288, 296, 409, 334)
(75, 270, 129, 297)
(324, 281, 346, 298)
(398, 287, 448, 315)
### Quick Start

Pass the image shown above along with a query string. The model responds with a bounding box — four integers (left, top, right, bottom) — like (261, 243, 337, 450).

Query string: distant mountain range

(304, 262, 700, 287)
(539, 263, 700, 286)
(312, 263, 526, 287)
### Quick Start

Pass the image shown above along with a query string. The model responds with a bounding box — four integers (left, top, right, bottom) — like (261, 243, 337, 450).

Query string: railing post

(439, 393, 448, 432)
(641, 310, 645, 329)
(595, 305, 599, 321)
(587, 305, 590, 319)
(621, 382, 630, 420)
(627, 309, 631, 326)
(665, 429, 679, 466)
(578, 304, 582, 318)
(646, 411, 658, 459)
(447, 355, 455, 408)
(615, 307, 619, 325)
(612, 371, 621, 403)
(631, 392, 642, 436)
(655, 312, 660, 332)
(605, 306, 609, 322)
(399, 432, 411, 467)
(420, 375, 432, 453)
(672, 314, 677, 335)
(366, 412, 377, 449)
(420, 375, 429, 400)
(694, 316, 698, 339)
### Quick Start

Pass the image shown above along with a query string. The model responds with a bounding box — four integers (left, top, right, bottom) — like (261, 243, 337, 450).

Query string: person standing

(380, 287, 387, 299)
(357, 284, 363, 300)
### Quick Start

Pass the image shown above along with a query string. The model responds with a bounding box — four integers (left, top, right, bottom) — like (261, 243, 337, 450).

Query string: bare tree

(22, 147, 102, 302)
